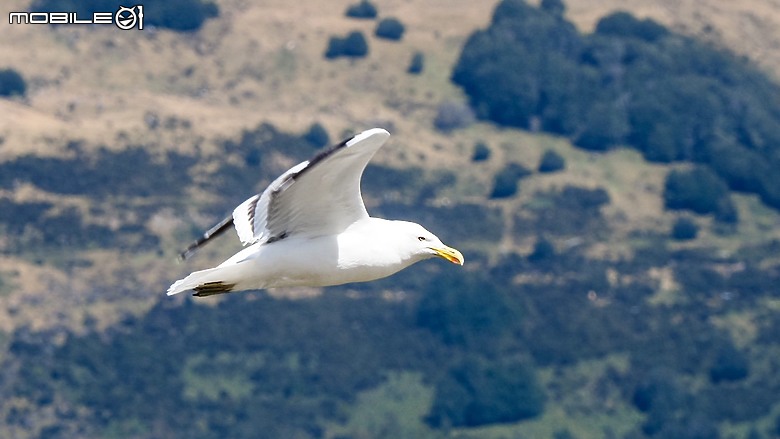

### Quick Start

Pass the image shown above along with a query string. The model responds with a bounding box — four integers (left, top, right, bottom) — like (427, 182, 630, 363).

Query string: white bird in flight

(167, 128, 464, 297)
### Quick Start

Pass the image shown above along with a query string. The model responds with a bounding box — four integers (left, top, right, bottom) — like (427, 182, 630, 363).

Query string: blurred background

(1, 0, 779, 438)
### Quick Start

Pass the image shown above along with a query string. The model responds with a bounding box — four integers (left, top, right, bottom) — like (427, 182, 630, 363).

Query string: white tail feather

(167, 266, 231, 296)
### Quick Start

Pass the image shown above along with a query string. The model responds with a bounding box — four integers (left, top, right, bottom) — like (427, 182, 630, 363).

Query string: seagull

(167, 128, 464, 297)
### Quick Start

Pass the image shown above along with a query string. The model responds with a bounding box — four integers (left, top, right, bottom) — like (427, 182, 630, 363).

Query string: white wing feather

(232, 128, 390, 245)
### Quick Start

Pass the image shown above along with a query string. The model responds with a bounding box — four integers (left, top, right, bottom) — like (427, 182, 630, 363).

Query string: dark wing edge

(233, 128, 389, 245)
(178, 214, 234, 261)
(177, 128, 390, 258)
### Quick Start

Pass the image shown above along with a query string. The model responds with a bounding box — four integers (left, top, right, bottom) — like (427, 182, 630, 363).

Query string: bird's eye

(417, 236, 427, 242)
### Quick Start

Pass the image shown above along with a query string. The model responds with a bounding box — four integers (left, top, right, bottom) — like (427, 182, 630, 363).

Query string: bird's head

(395, 221, 464, 266)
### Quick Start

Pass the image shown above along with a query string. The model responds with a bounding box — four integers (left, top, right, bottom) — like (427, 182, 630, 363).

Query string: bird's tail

(167, 266, 239, 297)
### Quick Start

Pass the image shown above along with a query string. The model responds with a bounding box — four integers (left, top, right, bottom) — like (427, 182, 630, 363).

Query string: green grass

(182, 351, 267, 401)
(327, 371, 439, 439)
(457, 404, 644, 439)
(0, 272, 12, 298)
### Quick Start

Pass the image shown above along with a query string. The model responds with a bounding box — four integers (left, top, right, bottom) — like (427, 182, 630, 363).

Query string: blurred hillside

(0, 0, 779, 438)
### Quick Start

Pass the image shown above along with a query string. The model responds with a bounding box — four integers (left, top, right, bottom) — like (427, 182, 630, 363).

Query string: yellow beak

(430, 245, 464, 266)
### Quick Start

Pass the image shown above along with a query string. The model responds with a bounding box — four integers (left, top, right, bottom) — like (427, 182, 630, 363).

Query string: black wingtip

(178, 246, 198, 261)
(177, 215, 235, 261)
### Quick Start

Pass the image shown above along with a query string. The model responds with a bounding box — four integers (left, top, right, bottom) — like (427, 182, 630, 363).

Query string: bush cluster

(332, 3, 412, 61)
(324, 31, 369, 59)
(452, 0, 780, 211)
(663, 167, 738, 223)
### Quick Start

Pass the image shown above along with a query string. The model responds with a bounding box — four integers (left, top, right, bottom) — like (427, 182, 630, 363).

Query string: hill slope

(1, 1, 780, 438)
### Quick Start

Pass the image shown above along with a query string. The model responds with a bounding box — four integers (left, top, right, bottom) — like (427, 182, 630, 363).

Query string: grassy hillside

(1, 0, 780, 438)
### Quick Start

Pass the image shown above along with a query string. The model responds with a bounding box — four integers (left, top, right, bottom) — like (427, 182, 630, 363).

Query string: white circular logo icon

(115, 6, 138, 30)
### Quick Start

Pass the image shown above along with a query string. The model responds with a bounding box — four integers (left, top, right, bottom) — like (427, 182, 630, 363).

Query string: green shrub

(664, 167, 738, 223)
(537, 149, 565, 172)
(528, 237, 555, 262)
(407, 51, 425, 74)
(304, 122, 329, 148)
(416, 271, 516, 348)
(144, 0, 218, 31)
(433, 101, 474, 132)
(631, 369, 685, 414)
(375, 17, 405, 41)
(557, 185, 610, 210)
(0, 147, 193, 199)
(343, 32, 369, 57)
(471, 142, 491, 161)
(490, 162, 531, 199)
(0, 68, 26, 97)
(324, 37, 344, 59)
(671, 217, 698, 241)
(325, 31, 369, 59)
(345, 0, 377, 19)
(427, 356, 545, 427)
(709, 344, 749, 383)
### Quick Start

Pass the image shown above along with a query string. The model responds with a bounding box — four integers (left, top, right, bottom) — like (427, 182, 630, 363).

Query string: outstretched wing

(179, 128, 390, 259)
(232, 128, 390, 245)
(179, 129, 390, 259)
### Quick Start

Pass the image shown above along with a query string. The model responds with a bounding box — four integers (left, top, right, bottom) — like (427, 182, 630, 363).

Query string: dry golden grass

(3, 0, 780, 158)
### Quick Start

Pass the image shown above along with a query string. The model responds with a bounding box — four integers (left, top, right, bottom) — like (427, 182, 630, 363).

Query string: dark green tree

(540, 0, 565, 18)
(490, 162, 531, 199)
(416, 271, 517, 349)
(709, 344, 749, 383)
(704, 136, 765, 193)
(433, 101, 474, 132)
(528, 237, 555, 262)
(451, 0, 780, 213)
(324, 31, 369, 59)
(324, 36, 345, 59)
(663, 167, 735, 219)
(594, 11, 669, 42)
(671, 217, 698, 241)
(427, 357, 545, 427)
(0, 68, 26, 97)
(574, 101, 629, 151)
(471, 142, 491, 162)
(143, 0, 218, 31)
(345, 0, 377, 19)
(537, 149, 565, 172)
(407, 51, 425, 74)
(304, 122, 330, 148)
(375, 17, 405, 40)
(342, 31, 369, 57)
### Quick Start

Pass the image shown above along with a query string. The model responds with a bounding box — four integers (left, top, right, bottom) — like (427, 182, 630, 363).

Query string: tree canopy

(452, 0, 780, 210)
